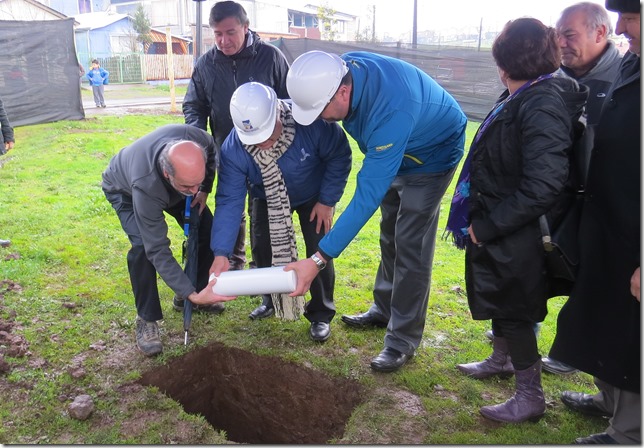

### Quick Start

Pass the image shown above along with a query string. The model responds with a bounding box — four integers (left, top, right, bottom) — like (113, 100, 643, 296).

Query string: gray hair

(557, 2, 614, 37)
(158, 140, 207, 177)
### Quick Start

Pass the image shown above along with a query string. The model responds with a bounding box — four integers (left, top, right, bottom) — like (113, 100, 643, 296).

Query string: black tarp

(272, 38, 504, 122)
(0, 18, 85, 127)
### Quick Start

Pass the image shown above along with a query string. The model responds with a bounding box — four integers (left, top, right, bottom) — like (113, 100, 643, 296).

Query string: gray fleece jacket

(102, 124, 217, 299)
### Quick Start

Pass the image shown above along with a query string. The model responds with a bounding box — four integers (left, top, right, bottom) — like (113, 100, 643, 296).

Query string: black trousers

(251, 197, 335, 323)
(104, 190, 214, 322)
(229, 186, 255, 270)
(492, 318, 540, 370)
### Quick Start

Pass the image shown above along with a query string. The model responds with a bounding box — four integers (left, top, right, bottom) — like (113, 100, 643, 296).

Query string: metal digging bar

(182, 195, 200, 345)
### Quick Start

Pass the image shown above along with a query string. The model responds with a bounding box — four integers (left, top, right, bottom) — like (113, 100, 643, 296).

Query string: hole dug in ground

(138, 341, 364, 444)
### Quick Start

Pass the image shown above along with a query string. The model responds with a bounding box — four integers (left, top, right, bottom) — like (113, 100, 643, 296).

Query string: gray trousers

(92, 85, 105, 106)
(593, 377, 641, 444)
(369, 167, 456, 355)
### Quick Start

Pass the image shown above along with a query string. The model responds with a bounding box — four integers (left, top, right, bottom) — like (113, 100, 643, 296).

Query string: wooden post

(165, 27, 176, 113)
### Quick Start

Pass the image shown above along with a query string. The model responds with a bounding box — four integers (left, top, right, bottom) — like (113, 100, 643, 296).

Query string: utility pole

(412, 0, 417, 48)
(371, 5, 376, 42)
(192, 0, 206, 63)
(477, 17, 483, 52)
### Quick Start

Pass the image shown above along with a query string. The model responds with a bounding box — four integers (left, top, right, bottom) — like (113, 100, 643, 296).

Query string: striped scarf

(244, 101, 304, 320)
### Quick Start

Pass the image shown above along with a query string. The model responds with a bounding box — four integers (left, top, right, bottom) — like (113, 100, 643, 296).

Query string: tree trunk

(271, 293, 304, 320)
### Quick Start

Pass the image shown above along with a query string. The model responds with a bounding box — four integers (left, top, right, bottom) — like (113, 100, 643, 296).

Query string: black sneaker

(135, 317, 163, 356)
(172, 296, 225, 314)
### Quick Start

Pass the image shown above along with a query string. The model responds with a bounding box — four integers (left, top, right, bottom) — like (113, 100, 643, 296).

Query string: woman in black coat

(445, 18, 587, 423)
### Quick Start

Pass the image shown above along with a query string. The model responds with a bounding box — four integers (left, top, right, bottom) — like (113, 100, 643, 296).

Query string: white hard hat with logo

(230, 82, 278, 145)
(286, 50, 348, 126)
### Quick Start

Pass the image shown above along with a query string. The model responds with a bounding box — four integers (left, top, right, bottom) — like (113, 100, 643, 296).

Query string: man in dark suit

(549, 0, 641, 443)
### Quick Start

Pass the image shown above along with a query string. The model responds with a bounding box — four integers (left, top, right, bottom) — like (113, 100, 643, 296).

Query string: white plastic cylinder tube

(209, 266, 297, 296)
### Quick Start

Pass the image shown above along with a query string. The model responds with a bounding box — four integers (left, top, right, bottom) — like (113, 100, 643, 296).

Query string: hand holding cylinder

(285, 256, 321, 296)
(188, 276, 237, 306)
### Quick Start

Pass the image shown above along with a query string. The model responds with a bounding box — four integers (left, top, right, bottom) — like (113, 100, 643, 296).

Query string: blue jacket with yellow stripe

(319, 51, 467, 259)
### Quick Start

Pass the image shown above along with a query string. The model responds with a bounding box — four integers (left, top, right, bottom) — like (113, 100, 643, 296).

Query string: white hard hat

(286, 51, 348, 125)
(230, 82, 278, 145)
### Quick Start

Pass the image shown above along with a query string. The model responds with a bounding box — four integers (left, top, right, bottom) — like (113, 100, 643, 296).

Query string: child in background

(86, 59, 109, 108)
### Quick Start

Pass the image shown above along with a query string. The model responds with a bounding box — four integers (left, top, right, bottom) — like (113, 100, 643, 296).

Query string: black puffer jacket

(183, 31, 290, 148)
(465, 76, 587, 322)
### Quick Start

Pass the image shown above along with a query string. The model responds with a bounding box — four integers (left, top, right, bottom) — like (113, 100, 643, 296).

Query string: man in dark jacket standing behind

(549, 0, 640, 444)
(540, 0, 622, 376)
(183, 1, 290, 274)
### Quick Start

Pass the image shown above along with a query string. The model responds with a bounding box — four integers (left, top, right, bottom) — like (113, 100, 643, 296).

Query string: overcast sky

(324, 0, 619, 40)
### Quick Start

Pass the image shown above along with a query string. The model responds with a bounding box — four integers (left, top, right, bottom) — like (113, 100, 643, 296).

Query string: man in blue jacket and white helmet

(285, 51, 467, 372)
(210, 82, 352, 342)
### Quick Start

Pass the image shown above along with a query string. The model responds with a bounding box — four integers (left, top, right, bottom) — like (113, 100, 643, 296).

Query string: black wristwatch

(311, 253, 327, 271)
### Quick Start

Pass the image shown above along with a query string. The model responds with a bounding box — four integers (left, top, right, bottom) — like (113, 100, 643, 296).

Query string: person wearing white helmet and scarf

(210, 82, 351, 342)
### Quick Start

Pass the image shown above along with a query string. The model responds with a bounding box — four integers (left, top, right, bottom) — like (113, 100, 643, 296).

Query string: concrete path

(82, 96, 185, 117)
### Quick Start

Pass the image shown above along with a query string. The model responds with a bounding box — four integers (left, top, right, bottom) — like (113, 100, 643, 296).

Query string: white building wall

(0, 0, 63, 20)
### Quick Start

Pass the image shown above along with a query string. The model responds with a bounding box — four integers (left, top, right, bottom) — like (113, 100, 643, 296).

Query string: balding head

(160, 140, 207, 196)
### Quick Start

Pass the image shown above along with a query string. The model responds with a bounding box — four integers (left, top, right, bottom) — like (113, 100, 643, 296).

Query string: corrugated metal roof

(73, 11, 129, 30)
(149, 27, 192, 43)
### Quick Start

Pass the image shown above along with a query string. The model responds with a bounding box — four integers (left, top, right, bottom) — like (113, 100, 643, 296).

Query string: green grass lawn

(0, 115, 606, 444)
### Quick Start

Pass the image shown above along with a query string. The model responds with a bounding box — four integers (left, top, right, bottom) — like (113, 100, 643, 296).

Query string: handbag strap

(539, 215, 554, 252)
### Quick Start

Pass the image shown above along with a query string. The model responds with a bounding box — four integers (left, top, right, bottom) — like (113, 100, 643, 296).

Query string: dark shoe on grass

(561, 391, 612, 417)
(172, 296, 225, 314)
(542, 356, 579, 375)
(341, 311, 388, 328)
(370, 347, 412, 372)
(309, 322, 330, 342)
(249, 304, 274, 320)
(574, 433, 618, 444)
(135, 317, 162, 357)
